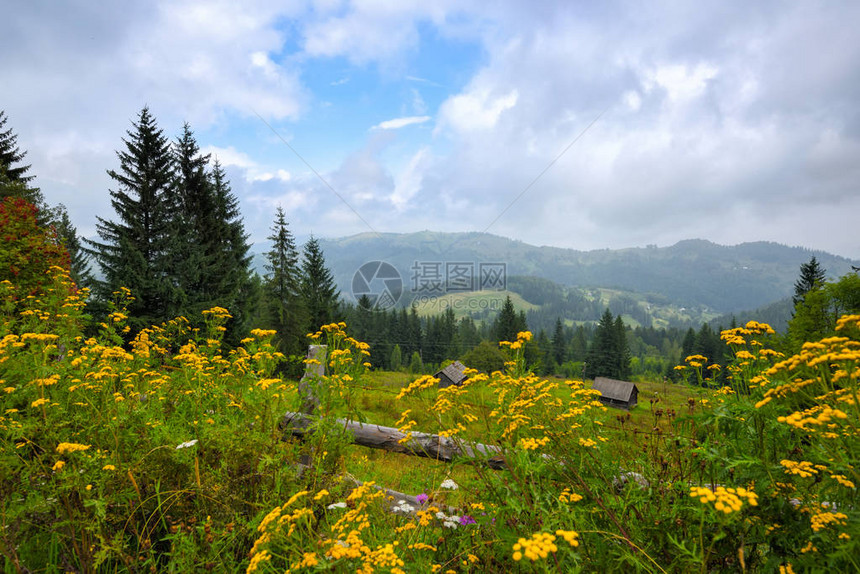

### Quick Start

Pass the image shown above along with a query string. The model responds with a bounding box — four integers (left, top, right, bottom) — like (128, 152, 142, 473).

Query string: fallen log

(280, 412, 508, 470)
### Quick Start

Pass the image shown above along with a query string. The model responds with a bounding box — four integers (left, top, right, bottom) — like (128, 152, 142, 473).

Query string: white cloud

(623, 91, 642, 112)
(302, 2, 456, 65)
(372, 116, 432, 130)
(390, 148, 430, 210)
(4, 0, 860, 260)
(437, 88, 518, 133)
(202, 145, 293, 186)
(406, 75, 444, 87)
(644, 63, 719, 103)
(202, 145, 258, 170)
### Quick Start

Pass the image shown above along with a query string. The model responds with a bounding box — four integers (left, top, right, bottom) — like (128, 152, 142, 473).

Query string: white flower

(327, 502, 347, 510)
(175, 439, 198, 450)
(436, 511, 447, 520)
(393, 500, 414, 513)
(443, 519, 459, 529)
(439, 478, 458, 490)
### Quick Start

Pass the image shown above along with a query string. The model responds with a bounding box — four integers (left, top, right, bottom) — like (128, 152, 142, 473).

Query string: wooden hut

(592, 377, 639, 410)
(435, 361, 468, 388)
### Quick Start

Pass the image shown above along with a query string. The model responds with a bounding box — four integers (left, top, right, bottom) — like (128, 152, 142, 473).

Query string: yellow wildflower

(57, 443, 91, 455)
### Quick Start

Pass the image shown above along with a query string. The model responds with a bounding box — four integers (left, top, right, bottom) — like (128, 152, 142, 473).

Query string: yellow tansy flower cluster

(56, 442, 91, 455)
(559, 488, 584, 503)
(512, 530, 579, 562)
(809, 505, 848, 532)
(518, 436, 550, 450)
(780, 460, 819, 478)
(689, 486, 758, 514)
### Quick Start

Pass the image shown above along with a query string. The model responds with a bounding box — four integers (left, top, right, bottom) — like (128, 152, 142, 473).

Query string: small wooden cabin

(435, 361, 469, 388)
(592, 377, 639, 410)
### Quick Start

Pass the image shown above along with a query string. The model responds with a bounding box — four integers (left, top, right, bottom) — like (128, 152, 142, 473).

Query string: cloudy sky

(2, 1, 859, 258)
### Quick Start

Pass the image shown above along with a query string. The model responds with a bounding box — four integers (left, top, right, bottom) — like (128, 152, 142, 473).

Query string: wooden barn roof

(592, 377, 638, 402)
(435, 361, 468, 385)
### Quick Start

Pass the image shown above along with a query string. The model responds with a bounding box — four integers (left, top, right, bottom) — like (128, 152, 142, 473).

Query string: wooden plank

(280, 412, 508, 470)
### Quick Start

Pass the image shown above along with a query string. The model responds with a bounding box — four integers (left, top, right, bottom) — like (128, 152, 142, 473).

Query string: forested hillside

(314, 232, 858, 313)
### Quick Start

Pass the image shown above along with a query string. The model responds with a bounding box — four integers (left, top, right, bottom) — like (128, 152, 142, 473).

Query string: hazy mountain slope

(308, 232, 857, 313)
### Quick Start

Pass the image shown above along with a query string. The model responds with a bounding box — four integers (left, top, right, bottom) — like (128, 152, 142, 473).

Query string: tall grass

(2, 268, 858, 572)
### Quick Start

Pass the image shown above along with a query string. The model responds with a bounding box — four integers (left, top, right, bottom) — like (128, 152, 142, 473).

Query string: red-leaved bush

(0, 196, 70, 295)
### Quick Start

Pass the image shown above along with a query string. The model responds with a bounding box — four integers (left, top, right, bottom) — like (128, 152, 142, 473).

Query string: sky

(2, 0, 859, 259)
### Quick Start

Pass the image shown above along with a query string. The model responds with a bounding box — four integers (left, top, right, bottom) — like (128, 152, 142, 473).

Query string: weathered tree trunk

(297, 345, 326, 471)
(280, 412, 508, 470)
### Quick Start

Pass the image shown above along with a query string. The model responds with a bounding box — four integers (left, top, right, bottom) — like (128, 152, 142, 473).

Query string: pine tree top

(0, 110, 35, 183)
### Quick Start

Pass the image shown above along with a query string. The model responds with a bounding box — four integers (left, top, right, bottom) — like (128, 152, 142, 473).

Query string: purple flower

(459, 514, 477, 526)
(416, 493, 429, 505)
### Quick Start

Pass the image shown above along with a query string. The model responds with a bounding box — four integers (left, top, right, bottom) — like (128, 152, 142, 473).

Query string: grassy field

(338, 370, 709, 497)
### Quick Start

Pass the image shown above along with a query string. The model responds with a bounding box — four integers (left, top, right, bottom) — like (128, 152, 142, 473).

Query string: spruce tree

(552, 317, 566, 365)
(570, 326, 588, 362)
(300, 236, 339, 332)
(0, 110, 53, 221)
(390, 344, 403, 371)
(408, 307, 423, 356)
(458, 316, 480, 352)
(0, 111, 34, 183)
(585, 309, 618, 380)
(793, 256, 827, 307)
(170, 128, 254, 341)
(54, 204, 94, 288)
(409, 351, 423, 374)
(536, 329, 555, 375)
(87, 106, 178, 330)
(681, 328, 696, 360)
(613, 315, 632, 380)
(264, 207, 306, 359)
(493, 295, 519, 342)
(209, 160, 255, 342)
(170, 122, 215, 318)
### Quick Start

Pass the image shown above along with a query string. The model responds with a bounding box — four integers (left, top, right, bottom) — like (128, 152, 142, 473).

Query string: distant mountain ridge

(305, 232, 858, 314)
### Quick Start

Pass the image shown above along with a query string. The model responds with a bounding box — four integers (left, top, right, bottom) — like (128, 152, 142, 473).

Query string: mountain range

(253, 231, 857, 328)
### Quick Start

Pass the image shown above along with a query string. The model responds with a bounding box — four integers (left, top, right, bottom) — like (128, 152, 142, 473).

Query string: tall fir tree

(793, 256, 827, 307)
(536, 329, 555, 375)
(552, 317, 567, 365)
(788, 272, 860, 349)
(458, 316, 481, 352)
(300, 236, 339, 332)
(570, 325, 588, 362)
(585, 309, 619, 380)
(209, 160, 255, 343)
(0, 111, 35, 183)
(168, 128, 254, 341)
(493, 295, 519, 342)
(264, 207, 306, 360)
(408, 306, 423, 357)
(0, 110, 53, 222)
(390, 344, 403, 372)
(681, 327, 696, 360)
(613, 315, 632, 380)
(54, 204, 94, 288)
(87, 106, 178, 331)
(170, 123, 215, 318)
